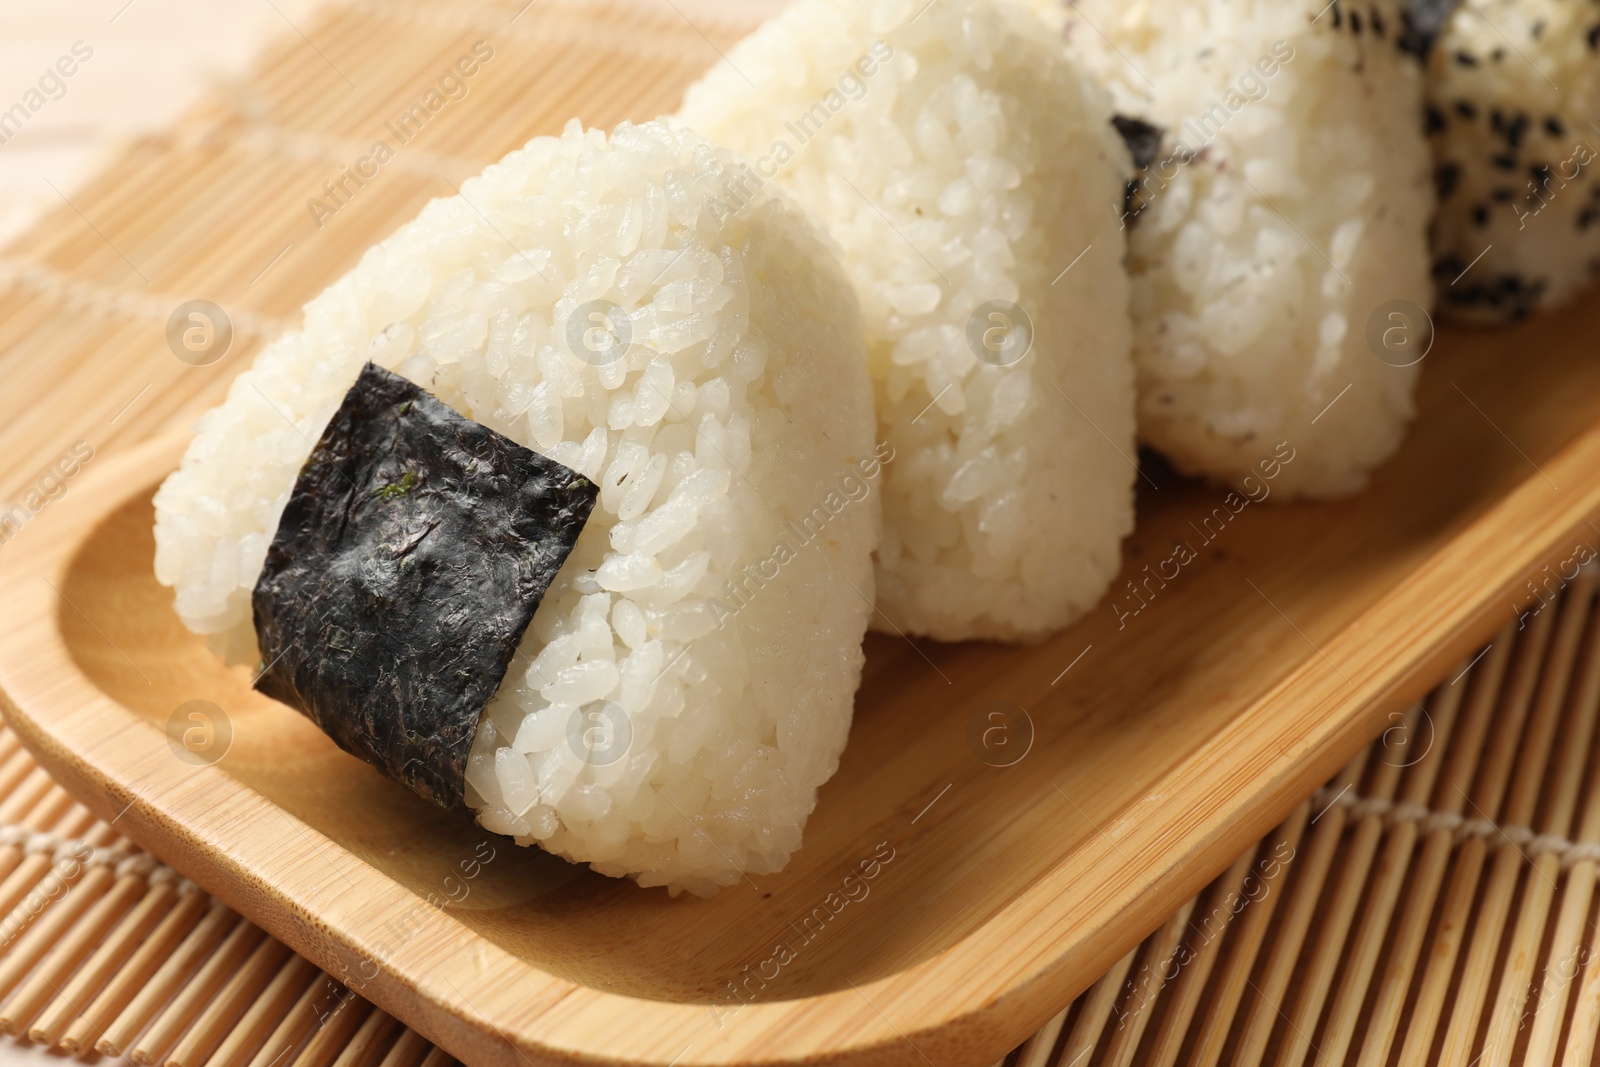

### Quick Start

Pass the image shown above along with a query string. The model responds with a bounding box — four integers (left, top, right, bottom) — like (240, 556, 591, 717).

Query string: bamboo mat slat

(3, 0, 1600, 1064)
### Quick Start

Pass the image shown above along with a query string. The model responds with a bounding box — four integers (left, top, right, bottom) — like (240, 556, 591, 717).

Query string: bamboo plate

(2, 307, 1600, 1067)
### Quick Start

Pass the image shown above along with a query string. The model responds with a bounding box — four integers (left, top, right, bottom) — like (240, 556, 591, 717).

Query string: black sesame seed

(1589, 24, 1600, 50)
(1546, 116, 1567, 137)
(1435, 162, 1462, 199)
(1455, 50, 1479, 66)
(1426, 105, 1447, 134)
(1372, 6, 1386, 35)
(1492, 48, 1507, 62)
(1507, 115, 1529, 148)
(1491, 188, 1515, 203)
(1442, 271, 1544, 320)
(1473, 206, 1490, 226)
(1493, 153, 1518, 170)
(1455, 100, 1478, 120)
(1352, 10, 1363, 32)
(1531, 19, 1546, 39)
(1580, 208, 1598, 230)
(1491, 109, 1506, 133)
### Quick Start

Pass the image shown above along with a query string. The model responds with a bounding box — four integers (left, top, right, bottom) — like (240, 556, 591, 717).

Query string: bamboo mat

(2, 0, 1599, 1064)
(1031, 574, 1600, 1067)
(0, 741, 448, 1067)
(0, 0, 322, 248)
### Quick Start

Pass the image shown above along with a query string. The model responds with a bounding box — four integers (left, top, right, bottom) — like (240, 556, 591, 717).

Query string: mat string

(322, 0, 764, 43)
(1313, 786, 1600, 867)
(0, 823, 192, 888)
(224, 125, 486, 184)
(0, 258, 292, 338)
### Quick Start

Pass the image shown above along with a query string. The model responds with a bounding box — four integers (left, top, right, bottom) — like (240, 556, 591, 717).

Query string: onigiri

(677, 0, 1138, 642)
(153, 119, 881, 896)
(1413, 0, 1600, 323)
(1043, 0, 1435, 498)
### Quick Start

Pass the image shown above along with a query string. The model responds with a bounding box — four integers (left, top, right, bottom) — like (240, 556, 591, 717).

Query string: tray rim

(0, 426, 1592, 1067)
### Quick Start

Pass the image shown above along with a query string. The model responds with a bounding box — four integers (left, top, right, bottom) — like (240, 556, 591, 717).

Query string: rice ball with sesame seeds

(1043, 0, 1435, 498)
(152, 118, 881, 896)
(677, 0, 1138, 643)
(1414, 0, 1600, 323)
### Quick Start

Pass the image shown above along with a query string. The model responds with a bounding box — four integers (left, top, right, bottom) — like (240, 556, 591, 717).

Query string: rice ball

(677, 0, 1138, 643)
(152, 119, 881, 896)
(1416, 0, 1600, 323)
(1045, 0, 1435, 498)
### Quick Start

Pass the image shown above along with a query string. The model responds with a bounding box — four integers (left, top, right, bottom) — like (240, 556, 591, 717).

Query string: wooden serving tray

(2, 308, 1599, 1067)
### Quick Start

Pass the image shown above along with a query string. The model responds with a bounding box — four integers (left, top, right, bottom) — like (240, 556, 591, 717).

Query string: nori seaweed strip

(1112, 114, 1163, 173)
(1397, 0, 1461, 59)
(1111, 114, 1166, 224)
(253, 362, 598, 815)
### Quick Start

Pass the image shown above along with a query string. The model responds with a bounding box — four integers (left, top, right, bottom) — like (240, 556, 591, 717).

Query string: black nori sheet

(1112, 114, 1163, 173)
(253, 362, 598, 815)
(1111, 114, 1166, 225)
(1397, 0, 1461, 58)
